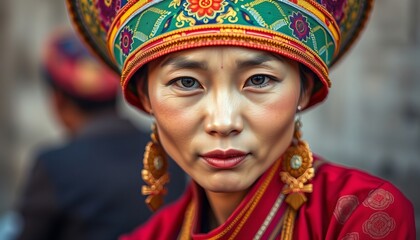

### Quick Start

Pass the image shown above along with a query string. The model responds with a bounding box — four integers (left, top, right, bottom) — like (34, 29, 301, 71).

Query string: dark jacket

(16, 115, 186, 240)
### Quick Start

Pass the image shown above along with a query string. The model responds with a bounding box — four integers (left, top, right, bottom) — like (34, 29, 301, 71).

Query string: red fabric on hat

(43, 29, 119, 102)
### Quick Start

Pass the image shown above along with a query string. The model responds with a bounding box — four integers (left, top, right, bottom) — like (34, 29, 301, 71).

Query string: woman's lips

(201, 149, 248, 169)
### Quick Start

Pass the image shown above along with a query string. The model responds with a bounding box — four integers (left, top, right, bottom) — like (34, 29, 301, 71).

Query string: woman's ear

(136, 77, 152, 114)
(298, 69, 315, 109)
(135, 73, 153, 114)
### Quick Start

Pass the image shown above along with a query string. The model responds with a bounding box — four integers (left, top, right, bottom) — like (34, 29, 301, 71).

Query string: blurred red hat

(42, 28, 119, 102)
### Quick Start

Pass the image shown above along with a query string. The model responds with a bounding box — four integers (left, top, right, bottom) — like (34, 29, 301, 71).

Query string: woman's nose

(204, 92, 244, 136)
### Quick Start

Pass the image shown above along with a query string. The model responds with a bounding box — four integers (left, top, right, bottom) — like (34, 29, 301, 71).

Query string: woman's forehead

(154, 46, 291, 69)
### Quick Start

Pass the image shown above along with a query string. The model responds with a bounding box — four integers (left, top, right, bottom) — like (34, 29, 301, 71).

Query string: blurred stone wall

(0, 0, 15, 215)
(0, 0, 69, 214)
(0, 0, 419, 233)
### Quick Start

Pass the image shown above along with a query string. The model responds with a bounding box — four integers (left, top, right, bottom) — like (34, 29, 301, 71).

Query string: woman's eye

(245, 75, 274, 88)
(170, 77, 202, 90)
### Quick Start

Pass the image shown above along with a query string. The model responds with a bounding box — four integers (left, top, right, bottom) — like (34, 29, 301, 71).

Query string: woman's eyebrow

(159, 56, 208, 70)
(236, 53, 284, 68)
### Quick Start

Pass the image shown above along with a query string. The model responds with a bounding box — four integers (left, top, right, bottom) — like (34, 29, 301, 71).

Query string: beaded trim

(109, 0, 338, 69)
(120, 28, 330, 110)
(121, 25, 329, 77)
(254, 191, 286, 239)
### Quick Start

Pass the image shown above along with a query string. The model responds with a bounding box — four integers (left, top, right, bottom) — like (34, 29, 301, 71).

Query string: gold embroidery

(178, 202, 196, 240)
(177, 159, 282, 239)
(120, 25, 330, 87)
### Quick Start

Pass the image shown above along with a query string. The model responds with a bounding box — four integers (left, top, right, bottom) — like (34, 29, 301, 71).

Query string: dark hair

(129, 66, 149, 99)
(43, 68, 117, 112)
(298, 63, 322, 100)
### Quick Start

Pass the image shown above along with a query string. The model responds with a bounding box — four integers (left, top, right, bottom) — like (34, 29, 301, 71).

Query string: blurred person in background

(14, 28, 186, 240)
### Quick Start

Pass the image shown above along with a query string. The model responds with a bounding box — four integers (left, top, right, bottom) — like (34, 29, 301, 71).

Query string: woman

(67, 0, 416, 239)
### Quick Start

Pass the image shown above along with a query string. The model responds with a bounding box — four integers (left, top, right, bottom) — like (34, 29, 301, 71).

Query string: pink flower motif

(363, 188, 394, 210)
(362, 212, 396, 239)
(120, 27, 134, 56)
(289, 12, 311, 42)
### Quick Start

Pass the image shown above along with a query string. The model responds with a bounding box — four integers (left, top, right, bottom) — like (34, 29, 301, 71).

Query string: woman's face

(140, 47, 312, 193)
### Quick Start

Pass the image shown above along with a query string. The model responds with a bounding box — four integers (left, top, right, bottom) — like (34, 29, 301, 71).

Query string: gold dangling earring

(142, 123, 170, 212)
(280, 106, 315, 240)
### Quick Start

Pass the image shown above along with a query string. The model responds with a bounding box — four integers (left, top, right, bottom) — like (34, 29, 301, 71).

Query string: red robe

(121, 156, 416, 239)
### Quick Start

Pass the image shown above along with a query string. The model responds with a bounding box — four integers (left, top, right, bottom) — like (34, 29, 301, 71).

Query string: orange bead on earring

(141, 123, 170, 212)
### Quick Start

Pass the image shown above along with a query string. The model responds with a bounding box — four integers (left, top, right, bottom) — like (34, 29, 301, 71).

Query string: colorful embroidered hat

(66, 0, 374, 111)
(43, 28, 119, 102)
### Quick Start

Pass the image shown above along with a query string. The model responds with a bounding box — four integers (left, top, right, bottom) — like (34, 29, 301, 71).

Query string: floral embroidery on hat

(363, 188, 394, 210)
(96, 0, 122, 30)
(120, 27, 134, 57)
(362, 212, 396, 239)
(184, 0, 228, 23)
(333, 195, 359, 224)
(289, 12, 311, 42)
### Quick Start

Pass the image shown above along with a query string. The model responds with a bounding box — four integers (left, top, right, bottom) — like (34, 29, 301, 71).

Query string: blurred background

(0, 0, 419, 236)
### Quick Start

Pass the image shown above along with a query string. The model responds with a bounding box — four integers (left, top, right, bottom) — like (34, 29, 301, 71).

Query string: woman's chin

(195, 173, 253, 193)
